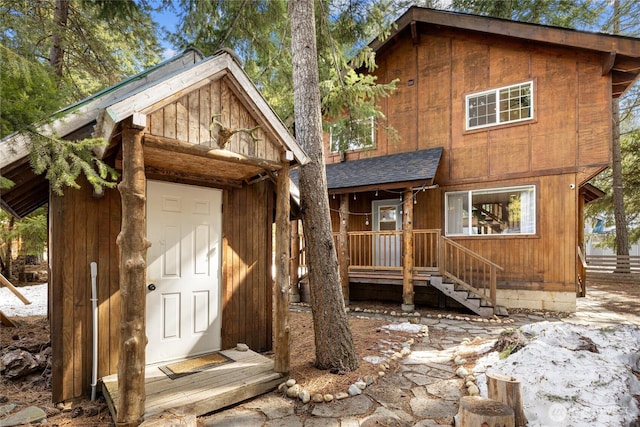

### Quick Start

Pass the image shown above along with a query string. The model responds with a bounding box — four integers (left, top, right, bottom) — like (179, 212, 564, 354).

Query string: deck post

(402, 189, 415, 312)
(274, 161, 290, 374)
(339, 194, 350, 305)
(116, 117, 149, 426)
(290, 220, 300, 303)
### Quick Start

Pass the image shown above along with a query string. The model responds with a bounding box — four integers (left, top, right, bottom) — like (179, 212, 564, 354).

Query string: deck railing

(439, 236, 503, 307)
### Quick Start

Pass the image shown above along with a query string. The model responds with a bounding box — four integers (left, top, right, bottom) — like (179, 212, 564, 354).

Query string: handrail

(577, 246, 587, 269)
(439, 235, 503, 310)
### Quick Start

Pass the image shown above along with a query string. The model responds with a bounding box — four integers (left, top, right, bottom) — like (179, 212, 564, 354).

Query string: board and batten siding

(328, 26, 611, 186)
(50, 178, 276, 403)
(147, 77, 282, 163)
(50, 181, 121, 403)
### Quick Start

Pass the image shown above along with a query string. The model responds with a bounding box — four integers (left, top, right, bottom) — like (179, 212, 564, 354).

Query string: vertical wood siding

(50, 182, 121, 402)
(222, 180, 274, 352)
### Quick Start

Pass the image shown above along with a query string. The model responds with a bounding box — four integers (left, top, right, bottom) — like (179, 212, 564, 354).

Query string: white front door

(146, 180, 222, 365)
(372, 199, 402, 267)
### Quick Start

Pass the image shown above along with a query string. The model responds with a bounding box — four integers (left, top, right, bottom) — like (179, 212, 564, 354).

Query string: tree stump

(487, 372, 528, 427)
(457, 396, 515, 427)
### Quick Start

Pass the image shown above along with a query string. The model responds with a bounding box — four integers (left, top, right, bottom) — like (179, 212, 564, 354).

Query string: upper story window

(466, 81, 533, 130)
(445, 185, 536, 236)
(330, 116, 375, 153)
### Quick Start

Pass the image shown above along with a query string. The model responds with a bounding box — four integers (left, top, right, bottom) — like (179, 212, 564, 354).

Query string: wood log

(0, 273, 31, 305)
(0, 310, 17, 327)
(116, 118, 150, 426)
(457, 396, 515, 427)
(289, 221, 300, 303)
(402, 189, 414, 311)
(273, 162, 290, 374)
(487, 372, 528, 427)
(339, 194, 350, 304)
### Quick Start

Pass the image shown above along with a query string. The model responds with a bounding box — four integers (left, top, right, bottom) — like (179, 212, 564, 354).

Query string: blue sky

(149, 2, 180, 59)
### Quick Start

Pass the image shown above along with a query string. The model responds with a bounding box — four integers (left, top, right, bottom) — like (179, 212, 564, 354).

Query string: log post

(116, 117, 150, 426)
(273, 162, 291, 374)
(289, 220, 300, 303)
(339, 194, 350, 305)
(487, 372, 528, 427)
(457, 396, 515, 427)
(402, 189, 414, 312)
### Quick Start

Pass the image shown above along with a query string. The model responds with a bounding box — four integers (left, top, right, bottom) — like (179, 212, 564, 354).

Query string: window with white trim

(466, 81, 533, 130)
(445, 185, 536, 236)
(330, 116, 375, 153)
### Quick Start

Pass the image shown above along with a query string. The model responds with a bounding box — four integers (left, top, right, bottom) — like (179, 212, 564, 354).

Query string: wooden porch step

(348, 270, 432, 286)
(102, 349, 285, 422)
(430, 276, 507, 317)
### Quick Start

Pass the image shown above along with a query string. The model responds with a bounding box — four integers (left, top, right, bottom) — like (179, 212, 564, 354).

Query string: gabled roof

(291, 147, 443, 194)
(372, 7, 640, 98)
(1, 49, 307, 218)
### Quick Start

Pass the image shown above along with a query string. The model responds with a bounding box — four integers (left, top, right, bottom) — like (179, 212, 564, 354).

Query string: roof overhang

(371, 7, 640, 98)
(291, 147, 443, 195)
(580, 182, 606, 203)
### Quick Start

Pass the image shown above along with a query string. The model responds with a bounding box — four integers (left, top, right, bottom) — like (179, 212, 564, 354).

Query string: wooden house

(0, 49, 308, 418)
(307, 7, 640, 314)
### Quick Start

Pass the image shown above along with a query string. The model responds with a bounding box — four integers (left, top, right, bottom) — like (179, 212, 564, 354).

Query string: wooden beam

(116, 118, 149, 426)
(0, 273, 31, 305)
(273, 163, 290, 374)
(143, 165, 243, 189)
(410, 21, 420, 45)
(144, 134, 283, 172)
(602, 52, 616, 76)
(402, 189, 414, 312)
(290, 221, 300, 303)
(339, 194, 350, 305)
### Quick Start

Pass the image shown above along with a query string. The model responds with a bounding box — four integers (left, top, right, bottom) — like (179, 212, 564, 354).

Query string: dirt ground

(1, 280, 638, 426)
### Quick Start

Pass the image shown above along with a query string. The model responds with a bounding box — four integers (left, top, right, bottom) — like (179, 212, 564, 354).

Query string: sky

(149, 2, 180, 59)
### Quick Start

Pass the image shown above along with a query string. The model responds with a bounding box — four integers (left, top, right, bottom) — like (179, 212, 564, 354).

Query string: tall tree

(289, 0, 358, 371)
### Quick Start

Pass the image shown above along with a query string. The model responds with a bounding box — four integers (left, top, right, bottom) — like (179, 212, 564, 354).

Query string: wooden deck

(348, 269, 433, 286)
(101, 349, 285, 422)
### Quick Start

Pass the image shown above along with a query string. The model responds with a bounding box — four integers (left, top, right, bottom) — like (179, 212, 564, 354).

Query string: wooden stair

(430, 276, 508, 317)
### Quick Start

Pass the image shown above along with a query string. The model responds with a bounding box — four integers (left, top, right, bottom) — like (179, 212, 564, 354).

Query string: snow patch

(0, 283, 48, 317)
(474, 321, 640, 426)
(382, 322, 423, 334)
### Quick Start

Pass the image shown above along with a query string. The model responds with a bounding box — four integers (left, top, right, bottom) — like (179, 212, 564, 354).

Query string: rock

(348, 384, 362, 396)
(0, 397, 7, 404)
(299, 389, 310, 404)
(378, 371, 385, 377)
(455, 366, 469, 378)
(70, 406, 84, 418)
(1, 350, 39, 379)
(364, 375, 375, 385)
(311, 394, 324, 403)
(285, 378, 296, 387)
(286, 384, 301, 398)
(277, 382, 287, 392)
(323, 394, 334, 402)
(465, 375, 476, 383)
(335, 392, 349, 400)
(400, 347, 411, 357)
(236, 343, 249, 352)
(355, 380, 367, 390)
(0, 406, 46, 427)
(0, 404, 16, 417)
(467, 384, 480, 396)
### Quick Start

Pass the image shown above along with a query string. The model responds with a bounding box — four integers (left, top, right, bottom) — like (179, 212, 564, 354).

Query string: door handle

(147, 284, 157, 291)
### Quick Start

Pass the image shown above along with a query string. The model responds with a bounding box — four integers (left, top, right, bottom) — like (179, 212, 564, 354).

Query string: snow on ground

(474, 321, 640, 427)
(0, 283, 48, 317)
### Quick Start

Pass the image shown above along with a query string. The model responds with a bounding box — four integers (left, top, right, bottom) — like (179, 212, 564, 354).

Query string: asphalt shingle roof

(291, 147, 443, 190)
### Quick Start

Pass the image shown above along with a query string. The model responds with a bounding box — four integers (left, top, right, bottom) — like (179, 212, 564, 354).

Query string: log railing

(439, 236, 503, 307)
(577, 246, 587, 297)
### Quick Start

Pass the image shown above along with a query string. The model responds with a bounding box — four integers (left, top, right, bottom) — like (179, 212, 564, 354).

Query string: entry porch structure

(0, 49, 308, 421)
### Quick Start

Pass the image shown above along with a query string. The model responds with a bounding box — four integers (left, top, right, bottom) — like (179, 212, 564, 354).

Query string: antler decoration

(210, 114, 261, 149)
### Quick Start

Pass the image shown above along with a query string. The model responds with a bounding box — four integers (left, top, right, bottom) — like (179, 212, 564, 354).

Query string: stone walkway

(199, 294, 636, 427)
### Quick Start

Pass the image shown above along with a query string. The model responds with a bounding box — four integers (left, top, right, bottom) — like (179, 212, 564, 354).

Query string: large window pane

(446, 186, 535, 236)
(467, 81, 533, 130)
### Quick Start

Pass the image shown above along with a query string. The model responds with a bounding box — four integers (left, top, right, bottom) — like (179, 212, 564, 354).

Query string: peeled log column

(457, 396, 515, 427)
(487, 372, 528, 427)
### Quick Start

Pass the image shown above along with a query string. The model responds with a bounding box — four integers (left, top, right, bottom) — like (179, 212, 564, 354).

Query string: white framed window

(466, 81, 533, 130)
(445, 185, 536, 236)
(330, 116, 375, 153)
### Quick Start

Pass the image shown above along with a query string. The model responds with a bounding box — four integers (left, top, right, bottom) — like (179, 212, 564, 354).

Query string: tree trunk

(611, 2, 630, 269)
(402, 189, 414, 312)
(50, 0, 69, 79)
(116, 119, 149, 426)
(486, 372, 528, 427)
(457, 396, 515, 427)
(274, 162, 291, 374)
(288, 0, 358, 371)
(290, 220, 300, 303)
